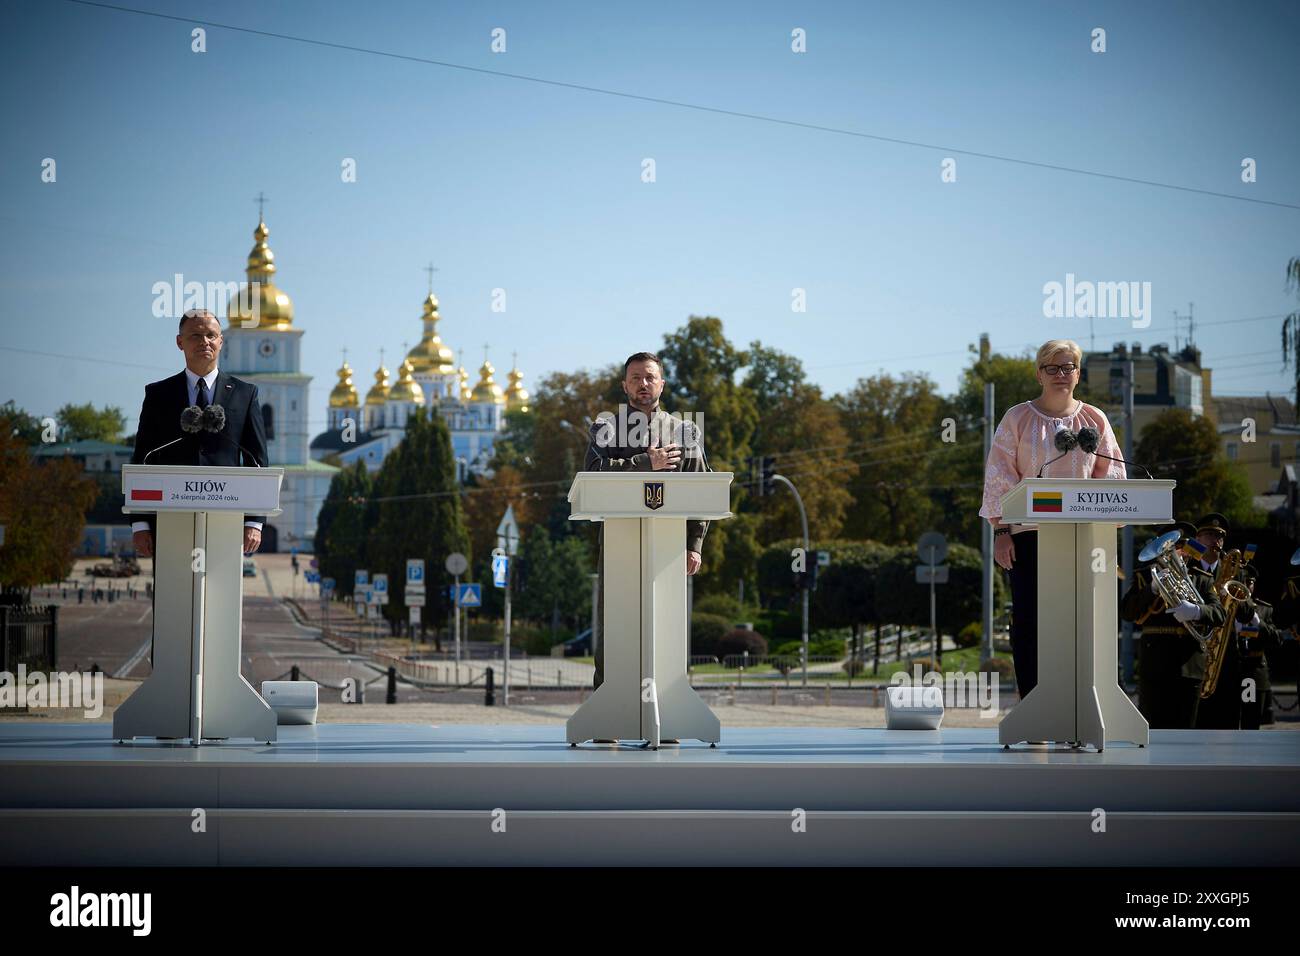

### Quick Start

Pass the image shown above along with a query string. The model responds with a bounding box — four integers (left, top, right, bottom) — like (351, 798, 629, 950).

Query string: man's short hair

(178, 309, 220, 334)
(623, 351, 663, 378)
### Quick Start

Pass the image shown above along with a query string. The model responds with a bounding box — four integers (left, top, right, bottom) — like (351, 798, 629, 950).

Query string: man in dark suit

(130, 309, 269, 559)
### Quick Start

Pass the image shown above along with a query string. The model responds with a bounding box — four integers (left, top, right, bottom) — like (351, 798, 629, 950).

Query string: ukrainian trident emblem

(643, 481, 664, 510)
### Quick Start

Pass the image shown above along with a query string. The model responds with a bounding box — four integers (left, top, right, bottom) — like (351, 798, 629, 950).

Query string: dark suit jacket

(130, 370, 270, 528)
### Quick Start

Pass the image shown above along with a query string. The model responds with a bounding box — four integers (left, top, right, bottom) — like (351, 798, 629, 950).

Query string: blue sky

(2, 0, 1297, 433)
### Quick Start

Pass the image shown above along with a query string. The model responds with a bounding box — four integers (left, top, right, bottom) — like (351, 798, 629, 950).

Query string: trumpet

(1136, 530, 1215, 645)
(1201, 545, 1254, 699)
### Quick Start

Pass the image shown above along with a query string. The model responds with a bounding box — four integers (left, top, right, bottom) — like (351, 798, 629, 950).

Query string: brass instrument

(1200, 546, 1253, 699)
(1136, 531, 1214, 643)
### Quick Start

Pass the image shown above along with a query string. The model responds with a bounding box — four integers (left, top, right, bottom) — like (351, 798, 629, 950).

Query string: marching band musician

(1121, 521, 1225, 729)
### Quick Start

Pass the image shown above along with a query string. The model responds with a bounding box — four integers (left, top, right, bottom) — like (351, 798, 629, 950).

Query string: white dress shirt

(185, 366, 220, 406)
(132, 367, 263, 536)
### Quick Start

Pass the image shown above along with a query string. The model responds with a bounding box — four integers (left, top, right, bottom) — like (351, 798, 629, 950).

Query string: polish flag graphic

(130, 485, 163, 502)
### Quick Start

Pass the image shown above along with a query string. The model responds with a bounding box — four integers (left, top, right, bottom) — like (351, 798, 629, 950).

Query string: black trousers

(1195, 650, 1243, 729)
(1240, 657, 1269, 729)
(1137, 627, 1202, 728)
(1006, 530, 1039, 697)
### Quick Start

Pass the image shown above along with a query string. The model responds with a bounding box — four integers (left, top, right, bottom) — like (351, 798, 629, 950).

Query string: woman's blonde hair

(1036, 339, 1082, 368)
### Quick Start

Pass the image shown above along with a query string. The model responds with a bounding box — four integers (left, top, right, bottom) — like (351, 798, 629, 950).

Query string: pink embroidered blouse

(980, 400, 1125, 533)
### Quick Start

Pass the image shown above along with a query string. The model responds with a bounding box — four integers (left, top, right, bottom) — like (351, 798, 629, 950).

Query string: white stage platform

(2, 723, 1297, 866)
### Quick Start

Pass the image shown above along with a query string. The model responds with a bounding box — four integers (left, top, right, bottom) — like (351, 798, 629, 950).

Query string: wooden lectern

(113, 464, 283, 745)
(997, 477, 1174, 751)
(566, 471, 733, 748)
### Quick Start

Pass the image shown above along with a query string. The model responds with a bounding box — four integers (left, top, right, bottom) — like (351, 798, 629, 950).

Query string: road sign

(406, 589, 426, 607)
(363, 587, 374, 605)
(354, 601, 365, 618)
(496, 505, 519, 556)
(917, 531, 948, 565)
(451, 583, 481, 607)
(355, 569, 369, 587)
(406, 559, 425, 584)
(492, 554, 509, 588)
(445, 552, 468, 576)
(409, 606, 421, 626)
(367, 603, 380, 619)
(373, 573, 388, 594)
(916, 565, 950, 584)
(322, 577, 336, 592)
(305, 571, 319, 583)
(817, 550, 830, 567)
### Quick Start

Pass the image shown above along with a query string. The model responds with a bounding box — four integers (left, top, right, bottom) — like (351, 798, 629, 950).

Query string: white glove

(1171, 601, 1202, 623)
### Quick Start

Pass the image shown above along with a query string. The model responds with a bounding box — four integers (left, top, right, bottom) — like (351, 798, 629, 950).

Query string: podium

(113, 464, 284, 745)
(566, 471, 733, 747)
(997, 477, 1174, 751)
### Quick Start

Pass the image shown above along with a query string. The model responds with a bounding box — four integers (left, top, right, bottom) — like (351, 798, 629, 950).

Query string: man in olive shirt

(584, 352, 711, 697)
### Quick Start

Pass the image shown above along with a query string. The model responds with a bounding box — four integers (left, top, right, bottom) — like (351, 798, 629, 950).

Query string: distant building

(310, 290, 531, 481)
(220, 216, 339, 552)
(32, 440, 132, 473)
(1081, 341, 1214, 438)
(1215, 394, 1299, 495)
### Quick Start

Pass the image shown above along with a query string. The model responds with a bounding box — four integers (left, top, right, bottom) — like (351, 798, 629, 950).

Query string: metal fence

(0, 605, 58, 673)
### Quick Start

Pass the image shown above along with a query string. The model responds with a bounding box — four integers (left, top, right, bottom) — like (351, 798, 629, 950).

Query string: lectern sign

(1026, 484, 1171, 520)
(122, 466, 282, 514)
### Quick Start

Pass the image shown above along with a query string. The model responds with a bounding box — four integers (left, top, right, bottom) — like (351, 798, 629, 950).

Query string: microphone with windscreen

(1036, 427, 1078, 477)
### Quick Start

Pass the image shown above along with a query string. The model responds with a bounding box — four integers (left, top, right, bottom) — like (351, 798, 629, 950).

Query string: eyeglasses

(1039, 363, 1078, 377)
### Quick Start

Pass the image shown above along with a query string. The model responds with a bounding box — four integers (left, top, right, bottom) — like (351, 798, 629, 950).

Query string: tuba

(1200, 546, 1253, 699)
(1136, 530, 1214, 644)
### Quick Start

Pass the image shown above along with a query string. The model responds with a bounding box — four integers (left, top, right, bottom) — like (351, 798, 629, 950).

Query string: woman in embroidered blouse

(980, 338, 1125, 697)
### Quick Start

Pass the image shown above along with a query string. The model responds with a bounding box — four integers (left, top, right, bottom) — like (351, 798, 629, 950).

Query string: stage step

(2, 807, 1297, 866)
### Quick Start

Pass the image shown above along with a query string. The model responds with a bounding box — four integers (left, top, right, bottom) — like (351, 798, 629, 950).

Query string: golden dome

(227, 219, 294, 331)
(458, 365, 471, 402)
(405, 293, 457, 374)
(328, 361, 358, 408)
(387, 359, 425, 405)
(505, 361, 530, 413)
(365, 364, 391, 406)
(471, 359, 506, 405)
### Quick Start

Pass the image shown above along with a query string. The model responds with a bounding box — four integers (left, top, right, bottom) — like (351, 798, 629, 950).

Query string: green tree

(813, 540, 892, 666)
(317, 460, 374, 598)
(515, 524, 591, 640)
(0, 401, 45, 444)
(55, 403, 126, 443)
(836, 372, 948, 546)
(368, 408, 470, 634)
(0, 432, 97, 598)
(1136, 408, 1259, 527)
(659, 317, 759, 595)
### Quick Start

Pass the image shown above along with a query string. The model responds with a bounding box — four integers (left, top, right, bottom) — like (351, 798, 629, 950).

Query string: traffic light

(760, 456, 776, 496)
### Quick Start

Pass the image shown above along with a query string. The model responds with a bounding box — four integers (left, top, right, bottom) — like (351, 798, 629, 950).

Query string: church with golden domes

(311, 284, 531, 481)
(209, 212, 531, 551)
(220, 216, 340, 552)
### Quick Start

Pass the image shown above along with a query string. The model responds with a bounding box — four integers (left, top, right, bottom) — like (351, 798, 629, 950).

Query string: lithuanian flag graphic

(1031, 491, 1063, 512)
